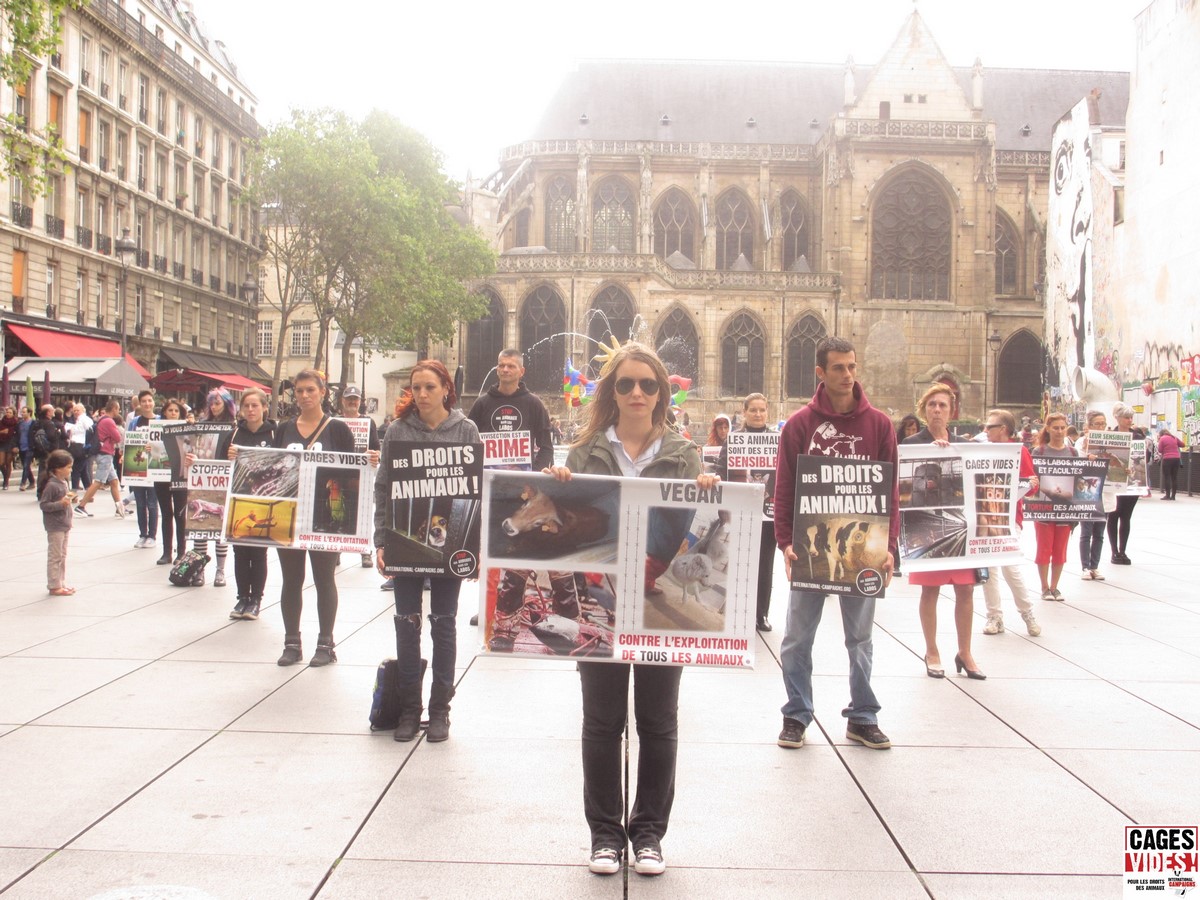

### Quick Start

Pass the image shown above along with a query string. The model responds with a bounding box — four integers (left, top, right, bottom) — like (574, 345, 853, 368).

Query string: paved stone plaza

(0, 484, 1196, 898)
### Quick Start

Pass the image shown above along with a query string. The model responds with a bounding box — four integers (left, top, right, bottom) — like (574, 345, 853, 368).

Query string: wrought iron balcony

(173, 262, 186, 279)
(45, 214, 65, 238)
(209, 275, 221, 292)
(79, 146, 90, 163)
(136, 249, 150, 268)
(11, 203, 33, 228)
(192, 269, 204, 286)
(97, 234, 112, 255)
(154, 255, 167, 273)
(76, 225, 93, 248)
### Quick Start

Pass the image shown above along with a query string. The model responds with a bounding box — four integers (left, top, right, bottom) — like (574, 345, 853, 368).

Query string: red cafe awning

(6, 322, 152, 378)
(149, 368, 271, 395)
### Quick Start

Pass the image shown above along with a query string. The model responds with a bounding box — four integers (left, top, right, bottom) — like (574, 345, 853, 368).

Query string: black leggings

(1106, 495, 1138, 556)
(1162, 458, 1180, 499)
(155, 483, 186, 558)
(276, 548, 339, 637)
(756, 520, 776, 620)
(233, 546, 269, 601)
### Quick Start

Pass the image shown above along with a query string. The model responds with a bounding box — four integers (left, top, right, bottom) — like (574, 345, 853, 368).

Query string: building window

(543, 175, 575, 253)
(591, 177, 634, 253)
(779, 190, 811, 271)
(995, 212, 1020, 295)
(465, 289, 506, 394)
(785, 315, 827, 398)
(715, 190, 755, 270)
(654, 306, 699, 385)
(653, 188, 696, 264)
(720, 312, 764, 395)
(513, 207, 530, 248)
(870, 168, 952, 300)
(290, 321, 311, 358)
(257, 320, 274, 357)
(587, 284, 635, 347)
(996, 330, 1043, 405)
(137, 74, 148, 122)
(519, 285, 566, 392)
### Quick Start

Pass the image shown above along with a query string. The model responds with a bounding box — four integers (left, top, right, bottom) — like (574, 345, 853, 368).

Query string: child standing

(41, 449, 76, 596)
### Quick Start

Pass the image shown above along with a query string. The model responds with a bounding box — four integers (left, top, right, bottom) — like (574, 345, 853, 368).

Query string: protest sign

(725, 430, 778, 519)
(480, 430, 533, 469)
(380, 440, 484, 577)
(898, 442, 1024, 571)
(185, 459, 231, 541)
(222, 447, 375, 553)
(122, 425, 170, 487)
(478, 471, 763, 669)
(790, 456, 893, 597)
(701, 444, 722, 475)
(162, 422, 234, 490)
(1025, 456, 1108, 522)
(339, 416, 373, 452)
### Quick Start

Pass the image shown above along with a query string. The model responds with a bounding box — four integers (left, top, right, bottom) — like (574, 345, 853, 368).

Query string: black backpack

(32, 423, 52, 455)
(368, 657, 426, 731)
(83, 424, 99, 457)
(169, 550, 210, 587)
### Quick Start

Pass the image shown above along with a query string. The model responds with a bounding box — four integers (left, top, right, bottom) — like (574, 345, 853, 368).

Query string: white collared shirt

(605, 425, 662, 477)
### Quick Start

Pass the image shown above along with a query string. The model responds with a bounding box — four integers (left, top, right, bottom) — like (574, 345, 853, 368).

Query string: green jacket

(566, 426, 701, 479)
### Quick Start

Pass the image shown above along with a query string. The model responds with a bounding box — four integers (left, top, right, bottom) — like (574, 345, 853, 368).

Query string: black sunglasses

(614, 377, 661, 396)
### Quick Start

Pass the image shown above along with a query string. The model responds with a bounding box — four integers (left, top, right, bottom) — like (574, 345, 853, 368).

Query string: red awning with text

(6, 322, 152, 378)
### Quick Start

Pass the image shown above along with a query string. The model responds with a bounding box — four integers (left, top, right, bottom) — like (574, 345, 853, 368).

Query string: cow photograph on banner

(898, 442, 1024, 571)
(381, 440, 484, 578)
(1024, 457, 1108, 522)
(122, 425, 171, 488)
(478, 471, 763, 669)
(222, 447, 375, 553)
(790, 456, 893, 598)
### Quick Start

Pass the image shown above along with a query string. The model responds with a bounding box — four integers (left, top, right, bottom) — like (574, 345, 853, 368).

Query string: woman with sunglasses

(545, 341, 718, 879)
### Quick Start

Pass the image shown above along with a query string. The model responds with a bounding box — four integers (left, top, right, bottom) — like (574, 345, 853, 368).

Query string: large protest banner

(381, 441, 484, 578)
(478, 471, 763, 669)
(480, 430, 533, 470)
(122, 424, 171, 487)
(725, 430, 778, 519)
(790, 456, 893, 598)
(221, 447, 375, 553)
(1084, 429, 1149, 495)
(898, 442, 1023, 571)
(185, 459, 231, 541)
(1025, 457, 1108, 522)
(162, 422, 234, 490)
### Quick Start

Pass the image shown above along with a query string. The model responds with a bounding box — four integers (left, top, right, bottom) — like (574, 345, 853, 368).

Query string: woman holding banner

(1106, 403, 1139, 565)
(274, 369, 357, 667)
(225, 388, 276, 621)
(717, 392, 777, 632)
(154, 399, 188, 564)
(904, 385, 986, 681)
(1077, 410, 1110, 580)
(185, 389, 237, 587)
(545, 341, 718, 878)
(373, 360, 479, 743)
(1032, 414, 1078, 600)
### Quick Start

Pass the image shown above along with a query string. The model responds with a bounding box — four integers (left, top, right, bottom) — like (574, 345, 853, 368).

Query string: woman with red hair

(373, 360, 480, 743)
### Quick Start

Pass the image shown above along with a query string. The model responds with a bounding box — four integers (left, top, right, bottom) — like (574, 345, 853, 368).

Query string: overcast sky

(189, 0, 1148, 181)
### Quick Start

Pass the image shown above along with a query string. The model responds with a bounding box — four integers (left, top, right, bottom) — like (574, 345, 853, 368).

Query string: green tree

(1, 0, 87, 197)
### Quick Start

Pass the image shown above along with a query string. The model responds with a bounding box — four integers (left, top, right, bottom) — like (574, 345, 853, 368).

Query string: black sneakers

(778, 717, 807, 748)
(229, 598, 248, 619)
(588, 848, 621, 875)
(846, 721, 892, 749)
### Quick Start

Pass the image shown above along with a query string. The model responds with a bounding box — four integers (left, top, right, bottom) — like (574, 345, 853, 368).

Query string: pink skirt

(908, 568, 978, 587)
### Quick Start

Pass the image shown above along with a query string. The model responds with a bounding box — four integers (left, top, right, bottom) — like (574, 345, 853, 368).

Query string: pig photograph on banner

(790, 457, 893, 598)
(479, 471, 762, 669)
(381, 440, 484, 577)
(898, 442, 1023, 571)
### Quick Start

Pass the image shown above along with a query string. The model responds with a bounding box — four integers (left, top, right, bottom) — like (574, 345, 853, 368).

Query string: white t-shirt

(65, 413, 93, 445)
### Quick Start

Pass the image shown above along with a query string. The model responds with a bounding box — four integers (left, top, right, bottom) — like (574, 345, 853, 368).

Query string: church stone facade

(458, 12, 1129, 426)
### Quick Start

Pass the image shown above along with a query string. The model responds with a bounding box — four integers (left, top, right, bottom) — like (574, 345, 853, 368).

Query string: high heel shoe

(954, 654, 987, 680)
(924, 656, 945, 678)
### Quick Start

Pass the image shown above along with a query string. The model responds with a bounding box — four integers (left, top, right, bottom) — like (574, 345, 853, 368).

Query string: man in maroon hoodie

(773, 337, 899, 751)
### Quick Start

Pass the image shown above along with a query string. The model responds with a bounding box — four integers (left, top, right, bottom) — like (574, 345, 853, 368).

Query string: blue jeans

(392, 576, 461, 685)
(1079, 520, 1105, 570)
(780, 590, 880, 726)
(133, 485, 158, 539)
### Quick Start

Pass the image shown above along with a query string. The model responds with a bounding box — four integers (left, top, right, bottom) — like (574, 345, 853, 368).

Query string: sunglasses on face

(614, 377, 660, 396)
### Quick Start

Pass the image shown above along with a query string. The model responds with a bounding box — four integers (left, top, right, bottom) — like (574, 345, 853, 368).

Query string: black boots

(427, 683, 455, 742)
(310, 634, 337, 667)
(277, 634, 302, 666)
(393, 680, 424, 742)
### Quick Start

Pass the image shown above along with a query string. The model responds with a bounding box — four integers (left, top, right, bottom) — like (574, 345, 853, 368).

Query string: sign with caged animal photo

(477, 471, 764, 669)
(221, 447, 375, 553)
(380, 440, 484, 578)
(790, 456, 894, 598)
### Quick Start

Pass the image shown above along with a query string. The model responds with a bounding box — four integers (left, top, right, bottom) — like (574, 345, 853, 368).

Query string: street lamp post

(115, 227, 136, 355)
(240, 274, 258, 378)
(987, 328, 1003, 407)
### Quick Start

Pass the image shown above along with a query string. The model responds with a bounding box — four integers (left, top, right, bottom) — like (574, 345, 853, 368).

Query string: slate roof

(529, 60, 1129, 152)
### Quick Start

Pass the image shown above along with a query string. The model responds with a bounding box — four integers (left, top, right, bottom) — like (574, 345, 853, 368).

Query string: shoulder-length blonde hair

(916, 384, 955, 422)
(573, 342, 671, 448)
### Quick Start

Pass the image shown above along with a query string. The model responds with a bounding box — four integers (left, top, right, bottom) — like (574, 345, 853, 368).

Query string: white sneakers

(983, 614, 1004, 635)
